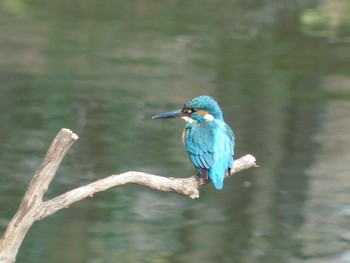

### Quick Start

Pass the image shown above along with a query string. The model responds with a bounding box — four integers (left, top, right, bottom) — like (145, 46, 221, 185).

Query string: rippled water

(1, 1, 350, 262)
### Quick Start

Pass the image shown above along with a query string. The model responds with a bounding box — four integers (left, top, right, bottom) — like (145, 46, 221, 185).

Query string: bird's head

(152, 95, 224, 123)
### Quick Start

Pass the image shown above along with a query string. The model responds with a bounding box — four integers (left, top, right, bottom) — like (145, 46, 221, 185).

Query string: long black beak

(152, 109, 187, 119)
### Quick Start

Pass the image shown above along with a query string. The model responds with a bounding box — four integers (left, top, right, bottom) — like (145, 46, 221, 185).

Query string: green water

(1, 1, 350, 262)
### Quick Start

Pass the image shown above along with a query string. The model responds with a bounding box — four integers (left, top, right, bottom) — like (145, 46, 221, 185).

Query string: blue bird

(152, 95, 235, 190)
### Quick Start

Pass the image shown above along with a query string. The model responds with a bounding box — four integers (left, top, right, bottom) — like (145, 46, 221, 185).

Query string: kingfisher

(152, 95, 235, 190)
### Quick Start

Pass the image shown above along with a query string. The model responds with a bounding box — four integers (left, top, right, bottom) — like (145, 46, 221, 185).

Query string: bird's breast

(182, 128, 186, 144)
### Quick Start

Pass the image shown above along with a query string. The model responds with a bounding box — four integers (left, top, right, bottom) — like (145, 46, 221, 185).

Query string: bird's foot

(195, 171, 210, 181)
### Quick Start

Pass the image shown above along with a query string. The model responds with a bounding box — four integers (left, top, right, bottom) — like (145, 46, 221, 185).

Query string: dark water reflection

(1, 1, 350, 262)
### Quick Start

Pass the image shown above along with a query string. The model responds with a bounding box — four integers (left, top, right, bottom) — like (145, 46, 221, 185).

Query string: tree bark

(0, 128, 257, 263)
(0, 129, 78, 263)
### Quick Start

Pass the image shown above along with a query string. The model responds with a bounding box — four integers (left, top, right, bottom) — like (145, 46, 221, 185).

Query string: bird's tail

(212, 177, 224, 190)
(209, 168, 225, 190)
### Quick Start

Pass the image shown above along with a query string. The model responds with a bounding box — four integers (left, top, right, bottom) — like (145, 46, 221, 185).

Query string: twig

(0, 128, 256, 263)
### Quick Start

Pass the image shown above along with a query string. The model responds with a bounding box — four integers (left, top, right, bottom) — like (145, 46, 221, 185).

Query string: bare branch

(0, 129, 78, 263)
(0, 128, 256, 263)
(36, 154, 256, 219)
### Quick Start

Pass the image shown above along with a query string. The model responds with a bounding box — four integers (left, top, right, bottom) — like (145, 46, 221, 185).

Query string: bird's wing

(207, 121, 234, 189)
(184, 122, 215, 173)
(185, 121, 235, 176)
(225, 124, 235, 169)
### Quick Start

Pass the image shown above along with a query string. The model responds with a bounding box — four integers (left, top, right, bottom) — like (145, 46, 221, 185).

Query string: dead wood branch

(0, 128, 256, 263)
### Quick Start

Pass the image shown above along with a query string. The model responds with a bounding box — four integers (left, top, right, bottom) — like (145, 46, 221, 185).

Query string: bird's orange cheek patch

(197, 110, 208, 117)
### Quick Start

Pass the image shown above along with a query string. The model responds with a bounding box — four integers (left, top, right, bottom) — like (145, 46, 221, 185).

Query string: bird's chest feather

(182, 120, 234, 159)
(182, 121, 213, 146)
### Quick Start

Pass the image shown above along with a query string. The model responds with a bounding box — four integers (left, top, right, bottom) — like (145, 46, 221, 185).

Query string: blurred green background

(1, 0, 350, 262)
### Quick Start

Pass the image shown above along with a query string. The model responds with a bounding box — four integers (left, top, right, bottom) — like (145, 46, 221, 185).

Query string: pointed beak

(152, 109, 187, 119)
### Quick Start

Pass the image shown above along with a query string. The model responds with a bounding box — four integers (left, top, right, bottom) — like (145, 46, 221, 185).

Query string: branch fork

(0, 128, 257, 263)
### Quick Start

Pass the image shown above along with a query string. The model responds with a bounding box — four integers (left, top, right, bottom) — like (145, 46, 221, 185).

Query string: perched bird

(152, 95, 235, 190)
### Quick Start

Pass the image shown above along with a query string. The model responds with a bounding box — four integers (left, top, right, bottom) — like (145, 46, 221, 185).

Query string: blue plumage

(152, 95, 235, 190)
(184, 119, 234, 189)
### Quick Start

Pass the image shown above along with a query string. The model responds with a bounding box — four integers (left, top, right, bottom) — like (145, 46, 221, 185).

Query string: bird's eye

(183, 108, 196, 114)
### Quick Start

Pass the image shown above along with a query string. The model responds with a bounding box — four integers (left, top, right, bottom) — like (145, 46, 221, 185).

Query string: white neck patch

(204, 114, 214, 121)
(181, 114, 214, 123)
(181, 116, 194, 123)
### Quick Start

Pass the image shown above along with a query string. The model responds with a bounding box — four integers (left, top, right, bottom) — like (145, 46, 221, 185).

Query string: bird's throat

(181, 116, 194, 123)
(181, 114, 214, 123)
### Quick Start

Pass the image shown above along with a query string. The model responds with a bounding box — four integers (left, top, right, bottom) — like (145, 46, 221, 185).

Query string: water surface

(1, 1, 350, 262)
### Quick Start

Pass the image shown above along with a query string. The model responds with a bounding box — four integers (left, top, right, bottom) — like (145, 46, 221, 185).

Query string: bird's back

(184, 119, 235, 190)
